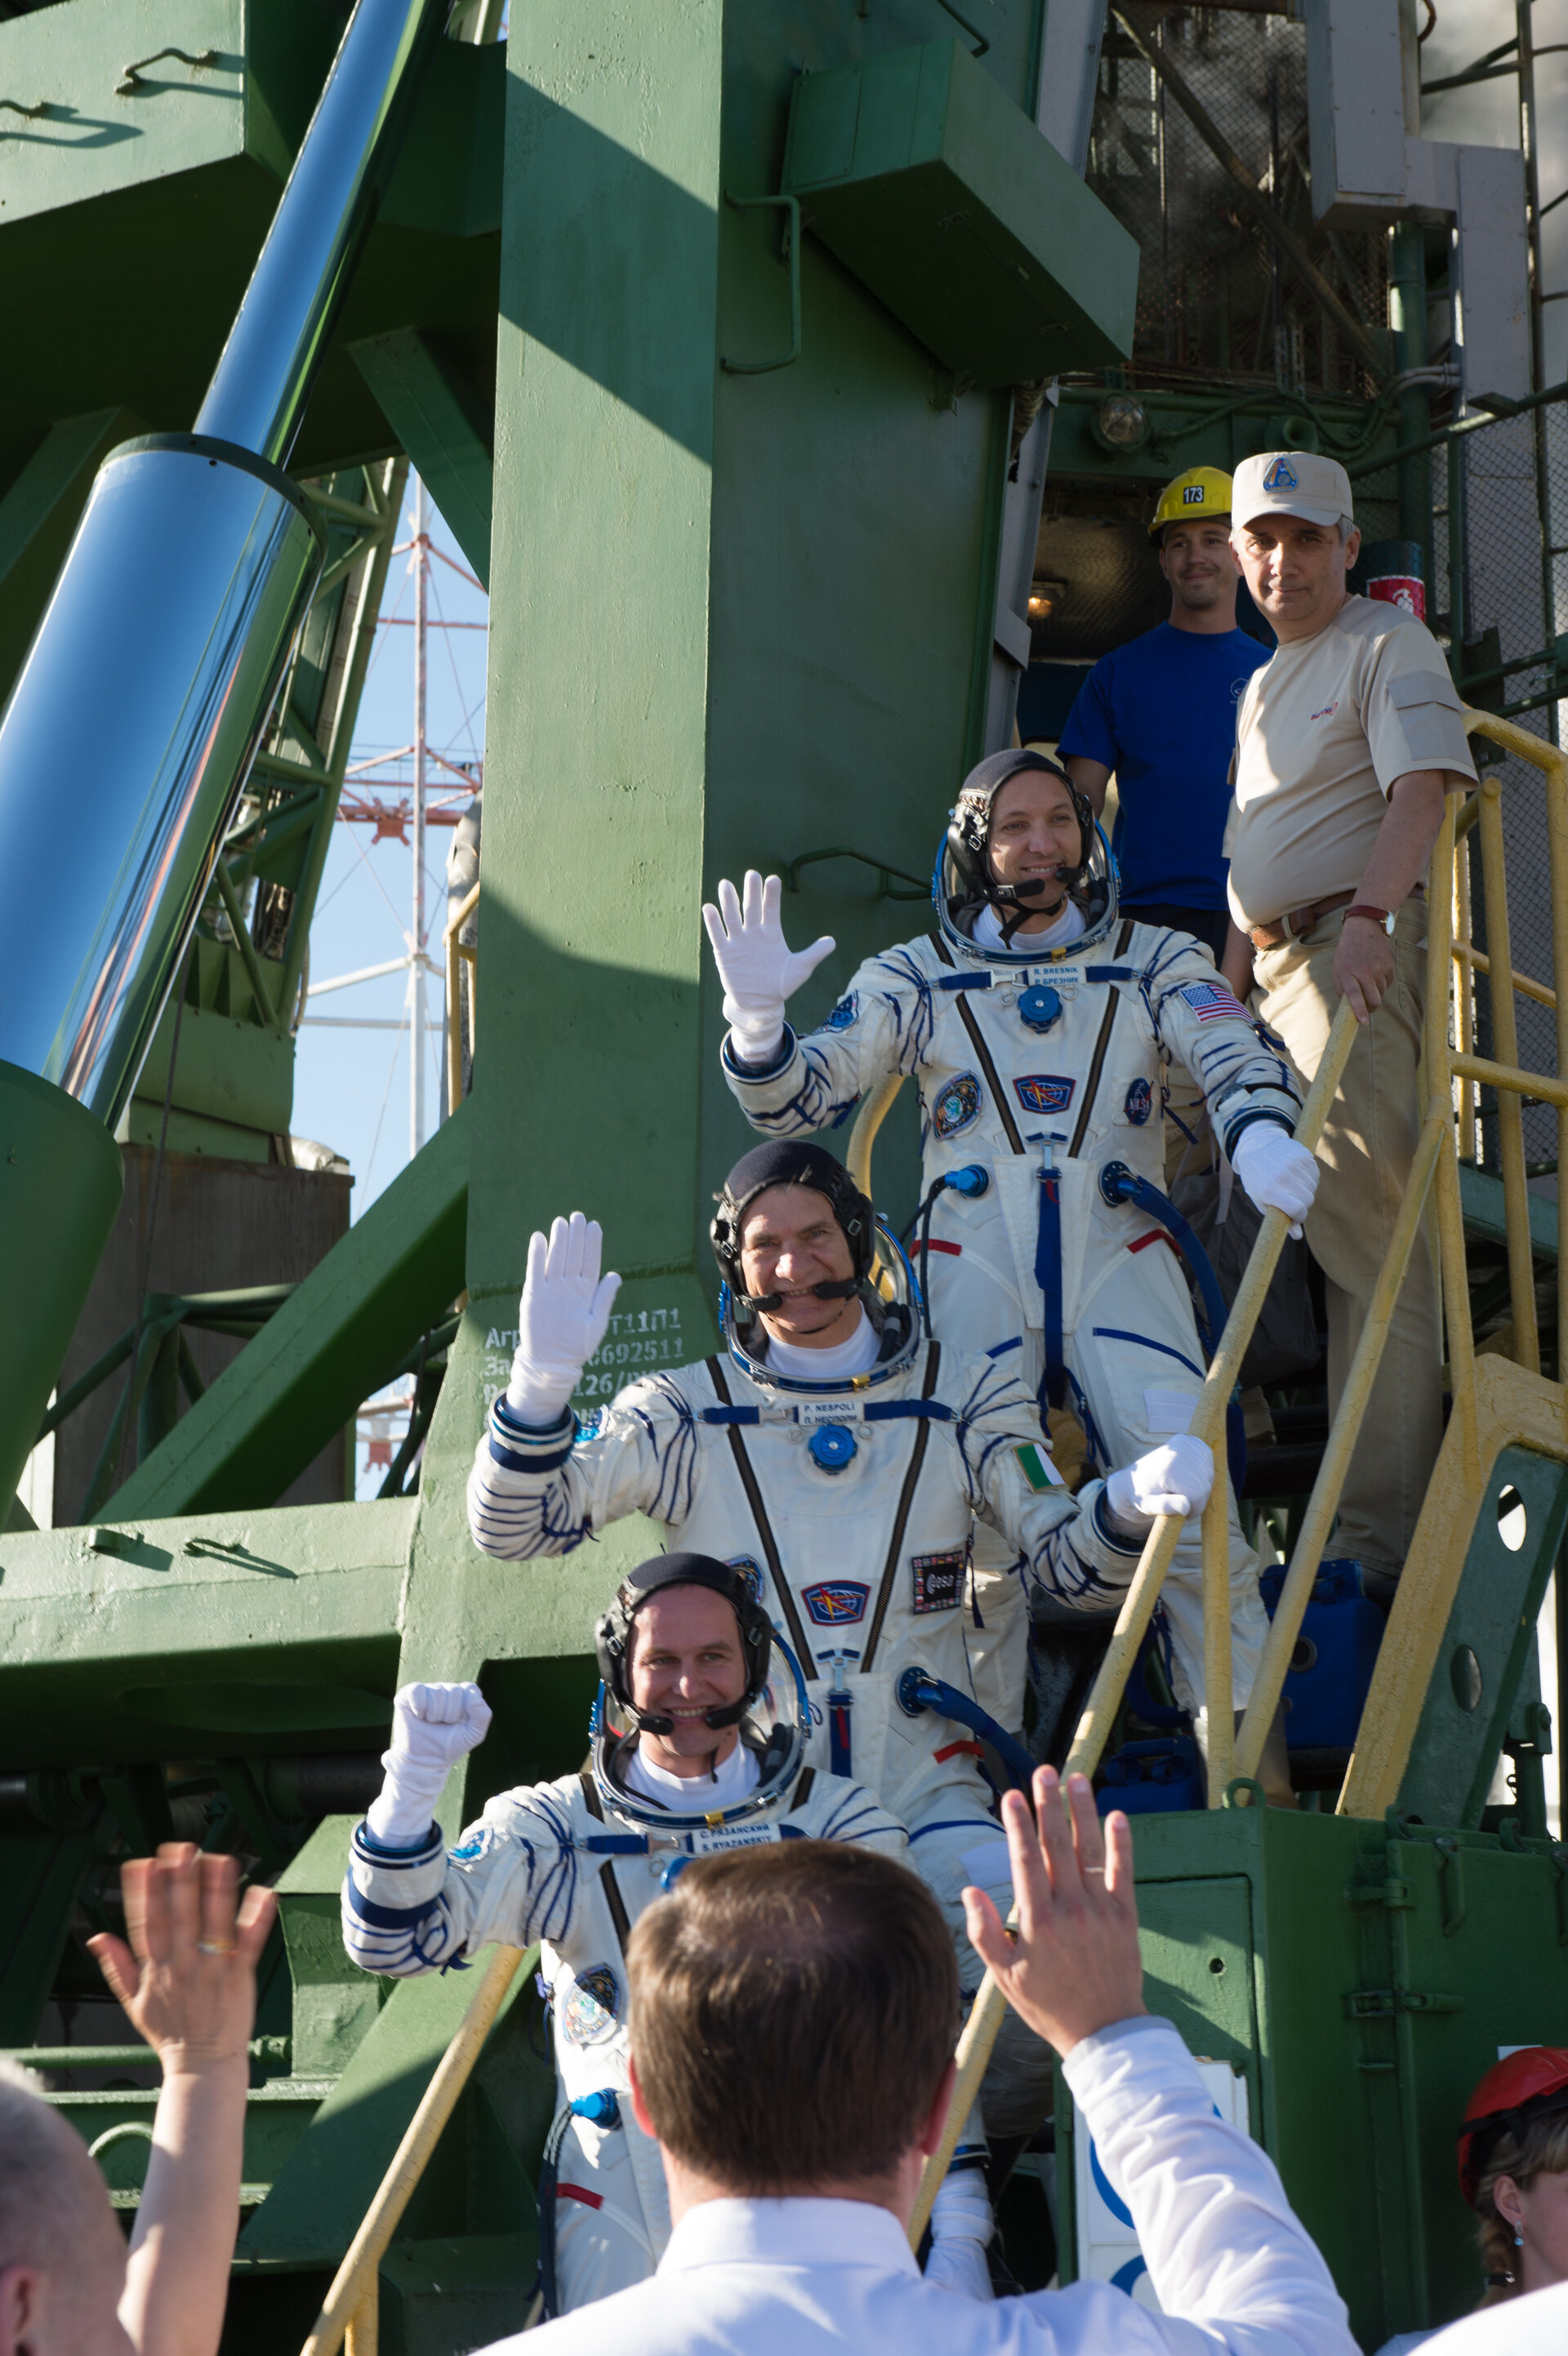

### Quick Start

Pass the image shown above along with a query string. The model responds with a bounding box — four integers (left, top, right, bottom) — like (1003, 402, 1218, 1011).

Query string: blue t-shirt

(1058, 623, 1272, 912)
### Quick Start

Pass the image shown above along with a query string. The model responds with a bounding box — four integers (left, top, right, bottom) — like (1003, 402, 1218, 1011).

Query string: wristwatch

(1344, 903, 1396, 934)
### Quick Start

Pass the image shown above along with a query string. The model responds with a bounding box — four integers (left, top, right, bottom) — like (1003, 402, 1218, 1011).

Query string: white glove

(1231, 1120, 1319, 1240)
(702, 871, 835, 1065)
(505, 1213, 621, 1427)
(1105, 1433, 1215, 1531)
(925, 2165, 995, 2302)
(367, 1681, 493, 1848)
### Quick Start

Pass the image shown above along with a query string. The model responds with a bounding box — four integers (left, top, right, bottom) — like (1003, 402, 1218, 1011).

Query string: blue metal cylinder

(0, 436, 324, 1125)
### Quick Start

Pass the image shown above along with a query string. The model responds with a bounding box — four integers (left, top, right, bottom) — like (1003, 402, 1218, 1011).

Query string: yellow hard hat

(1149, 465, 1233, 539)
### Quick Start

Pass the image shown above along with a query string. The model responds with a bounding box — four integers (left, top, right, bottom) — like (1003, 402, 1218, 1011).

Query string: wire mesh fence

(1086, 6, 1384, 401)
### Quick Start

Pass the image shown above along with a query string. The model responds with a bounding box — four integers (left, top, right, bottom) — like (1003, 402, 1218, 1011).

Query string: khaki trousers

(1250, 901, 1441, 1575)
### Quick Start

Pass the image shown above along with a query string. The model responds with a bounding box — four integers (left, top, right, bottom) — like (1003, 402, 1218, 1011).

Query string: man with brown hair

(485, 1770, 1355, 2354)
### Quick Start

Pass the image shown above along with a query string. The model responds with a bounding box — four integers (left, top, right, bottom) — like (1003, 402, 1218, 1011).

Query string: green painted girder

(1397, 1441, 1568, 1828)
(0, 1498, 415, 1767)
(102, 1099, 470, 1521)
(1459, 1160, 1559, 1261)
(350, 328, 492, 585)
(0, 3, 501, 500)
(782, 41, 1139, 388)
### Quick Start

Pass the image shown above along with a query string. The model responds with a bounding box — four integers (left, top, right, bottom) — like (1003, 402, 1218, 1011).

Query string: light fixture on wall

(1091, 394, 1149, 452)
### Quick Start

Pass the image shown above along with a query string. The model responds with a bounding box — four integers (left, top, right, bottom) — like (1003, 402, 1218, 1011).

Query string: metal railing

(444, 878, 479, 1114)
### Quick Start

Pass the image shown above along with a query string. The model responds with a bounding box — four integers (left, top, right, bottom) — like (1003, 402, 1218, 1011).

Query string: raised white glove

(925, 2165, 995, 2302)
(367, 1681, 493, 1847)
(702, 871, 835, 1064)
(505, 1213, 621, 1427)
(1105, 1433, 1215, 1531)
(1231, 1120, 1319, 1240)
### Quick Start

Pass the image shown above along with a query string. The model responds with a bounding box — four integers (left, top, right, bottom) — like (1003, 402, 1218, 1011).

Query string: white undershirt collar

(761, 1304, 881, 1381)
(973, 896, 1085, 953)
(621, 1737, 760, 1810)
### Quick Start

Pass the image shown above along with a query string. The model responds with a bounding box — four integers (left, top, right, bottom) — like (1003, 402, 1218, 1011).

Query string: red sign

(1366, 573, 1425, 621)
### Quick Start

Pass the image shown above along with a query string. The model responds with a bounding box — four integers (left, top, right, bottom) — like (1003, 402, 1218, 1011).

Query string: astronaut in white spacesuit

(465, 1147, 1217, 2131)
(342, 1552, 1000, 2314)
(703, 750, 1321, 1754)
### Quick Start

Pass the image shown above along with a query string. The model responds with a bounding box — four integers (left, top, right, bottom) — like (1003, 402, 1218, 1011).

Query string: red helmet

(1457, 2047, 1568, 2207)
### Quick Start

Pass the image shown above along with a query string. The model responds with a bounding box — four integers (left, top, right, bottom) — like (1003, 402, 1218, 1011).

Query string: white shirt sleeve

(1417, 2283, 1568, 2354)
(1060, 2015, 1358, 2356)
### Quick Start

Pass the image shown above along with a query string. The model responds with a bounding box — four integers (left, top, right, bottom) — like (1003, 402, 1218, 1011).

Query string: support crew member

(1059, 466, 1272, 964)
(464, 1163, 1219, 2133)
(702, 763, 1316, 1760)
(1218, 450, 1477, 1586)
(341, 1554, 997, 2313)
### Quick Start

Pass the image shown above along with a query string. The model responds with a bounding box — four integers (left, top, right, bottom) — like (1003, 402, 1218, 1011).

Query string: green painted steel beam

(0, 1062, 124, 1522)
(0, 407, 145, 705)
(1397, 1443, 1568, 1828)
(350, 329, 492, 584)
(0, 1500, 415, 1768)
(782, 40, 1139, 387)
(0, 9, 501, 497)
(102, 1103, 470, 1521)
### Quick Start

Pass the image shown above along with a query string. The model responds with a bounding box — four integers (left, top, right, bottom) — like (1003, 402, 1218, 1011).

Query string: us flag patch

(1178, 980, 1248, 1024)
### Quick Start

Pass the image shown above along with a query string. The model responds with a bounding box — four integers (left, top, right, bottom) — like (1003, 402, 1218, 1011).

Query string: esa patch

(803, 1579, 870, 1627)
(1124, 1076, 1152, 1125)
(911, 1548, 966, 1614)
(1013, 1074, 1075, 1116)
(931, 1072, 981, 1138)
(561, 1963, 621, 2046)
(1177, 980, 1248, 1025)
(823, 992, 858, 1031)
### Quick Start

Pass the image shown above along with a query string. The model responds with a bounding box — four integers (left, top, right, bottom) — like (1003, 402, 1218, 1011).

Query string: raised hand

(368, 1680, 494, 1849)
(390, 1680, 494, 1770)
(1105, 1432, 1214, 1530)
(701, 871, 835, 1063)
(962, 1767, 1146, 2055)
(1231, 1120, 1319, 1239)
(506, 1211, 622, 1426)
(88, 1845, 274, 2077)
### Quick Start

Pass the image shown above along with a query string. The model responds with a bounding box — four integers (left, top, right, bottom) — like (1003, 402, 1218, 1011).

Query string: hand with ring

(89, 1841, 276, 2077)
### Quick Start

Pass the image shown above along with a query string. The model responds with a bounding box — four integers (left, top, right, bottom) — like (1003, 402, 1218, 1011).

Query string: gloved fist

(1231, 1120, 1319, 1240)
(506, 1213, 622, 1427)
(701, 871, 835, 1064)
(368, 1682, 493, 1849)
(1105, 1432, 1214, 1530)
(390, 1681, 493, 1769)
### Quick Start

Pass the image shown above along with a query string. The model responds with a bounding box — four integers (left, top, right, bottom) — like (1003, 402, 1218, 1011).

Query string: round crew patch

(562, 1962, 621, 2046)
(932, 1072, 981, 1138)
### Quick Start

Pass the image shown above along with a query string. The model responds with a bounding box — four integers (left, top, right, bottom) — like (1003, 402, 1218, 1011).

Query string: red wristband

(1343, 903, 1395, 933)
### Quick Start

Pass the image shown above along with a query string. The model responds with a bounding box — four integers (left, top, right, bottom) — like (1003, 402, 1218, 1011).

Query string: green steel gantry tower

(1, 6, 1566, 2350)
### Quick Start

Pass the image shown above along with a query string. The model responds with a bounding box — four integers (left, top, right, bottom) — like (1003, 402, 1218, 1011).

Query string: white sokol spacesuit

(342, 1556, 995, 2315)
(464, 1165, 1216, 2111)
(707, 752, 1319, 1733)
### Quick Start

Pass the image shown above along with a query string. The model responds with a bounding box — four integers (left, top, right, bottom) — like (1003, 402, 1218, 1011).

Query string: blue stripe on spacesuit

(1035, 1165, 1065, 1410)
(1090, 1326, 1205, 1380)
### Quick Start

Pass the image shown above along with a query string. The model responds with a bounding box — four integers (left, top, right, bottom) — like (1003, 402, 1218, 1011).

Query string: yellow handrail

(299, 1943, 526, 2356)
(444, 879, 479, 1114)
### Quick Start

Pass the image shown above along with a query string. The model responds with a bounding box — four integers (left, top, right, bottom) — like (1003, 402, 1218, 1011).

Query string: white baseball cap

(1232, 449, 1354, 531)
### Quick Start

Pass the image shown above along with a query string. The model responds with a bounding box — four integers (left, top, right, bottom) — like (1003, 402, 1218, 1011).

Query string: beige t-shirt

(1223, 595, 1477, 929)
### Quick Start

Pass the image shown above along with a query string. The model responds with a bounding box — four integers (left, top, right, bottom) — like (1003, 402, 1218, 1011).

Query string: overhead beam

(350, 329, 493, 585)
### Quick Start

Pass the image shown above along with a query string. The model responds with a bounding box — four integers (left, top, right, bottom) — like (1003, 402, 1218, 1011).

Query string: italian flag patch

(1013, 1440, 1063, 1491)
